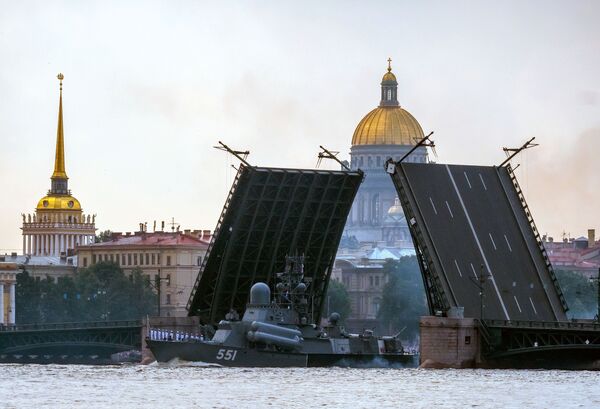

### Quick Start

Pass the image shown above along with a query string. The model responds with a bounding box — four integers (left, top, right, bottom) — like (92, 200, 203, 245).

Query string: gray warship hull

(147, 339, 417, 368)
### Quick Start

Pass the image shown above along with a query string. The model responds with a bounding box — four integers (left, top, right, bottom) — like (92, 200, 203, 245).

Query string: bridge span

(0, 320, 142, 364)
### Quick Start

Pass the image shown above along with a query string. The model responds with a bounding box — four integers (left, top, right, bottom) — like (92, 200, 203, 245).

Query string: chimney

(589, 229, 596, 248)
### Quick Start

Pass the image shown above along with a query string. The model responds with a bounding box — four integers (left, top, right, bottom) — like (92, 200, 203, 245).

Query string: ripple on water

(0, 365, 599, 408)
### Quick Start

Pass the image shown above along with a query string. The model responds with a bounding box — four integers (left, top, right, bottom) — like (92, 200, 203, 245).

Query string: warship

(147, 256, 417, 367)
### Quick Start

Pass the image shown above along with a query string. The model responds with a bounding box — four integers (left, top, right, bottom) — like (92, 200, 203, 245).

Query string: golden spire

(387, 57, 392, 72)
(52, 73, 67, 179)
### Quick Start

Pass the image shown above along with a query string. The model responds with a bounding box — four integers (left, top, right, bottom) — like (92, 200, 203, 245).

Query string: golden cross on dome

(387, 58, 392, 72)
(57, 73, 64, 90)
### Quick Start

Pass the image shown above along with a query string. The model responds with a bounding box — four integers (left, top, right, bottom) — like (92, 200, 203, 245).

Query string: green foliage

(95, 230, 113, 243)
(377, 256, 428, 340)
(555, 269, 598, 320)
(16, 262, 156, 324)
(323, 279, 351, 322)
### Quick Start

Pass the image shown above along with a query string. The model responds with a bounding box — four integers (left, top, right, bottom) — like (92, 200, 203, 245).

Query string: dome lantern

(380, 58, 399, 107)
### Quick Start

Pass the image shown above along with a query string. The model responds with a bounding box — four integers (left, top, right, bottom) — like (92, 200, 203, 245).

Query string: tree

(323, 279, 351, 322)
(95, 230, 113, 243)
(377, 256, 428, 341)
(555, 269, 598, 319)
(15, 261, 156, 324)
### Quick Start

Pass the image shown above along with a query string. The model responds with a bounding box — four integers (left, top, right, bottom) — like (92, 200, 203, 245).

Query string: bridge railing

(484, 319, 600, 331)
(0, 320, 142, 332)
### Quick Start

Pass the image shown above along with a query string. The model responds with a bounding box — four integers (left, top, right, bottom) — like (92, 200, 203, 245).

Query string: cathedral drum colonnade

(21, 74, 96, 257)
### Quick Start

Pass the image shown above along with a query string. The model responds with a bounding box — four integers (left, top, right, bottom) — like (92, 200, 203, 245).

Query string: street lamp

(147, 269, 170, 316)
(469, 264, 489, 321)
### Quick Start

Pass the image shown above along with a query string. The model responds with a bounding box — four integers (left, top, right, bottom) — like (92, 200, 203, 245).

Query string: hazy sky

(1, 0, 599, 252)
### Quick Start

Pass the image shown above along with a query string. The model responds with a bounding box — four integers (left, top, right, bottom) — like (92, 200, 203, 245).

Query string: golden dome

(36, 195, 81, 211)
(352, 106, 424, 146)
(382, 71, 397, 83)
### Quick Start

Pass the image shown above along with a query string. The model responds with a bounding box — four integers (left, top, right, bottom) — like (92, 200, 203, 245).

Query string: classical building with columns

(344, 60, 428, 245)
(0, 262, 17, 326)
(21, 74, 96, 257)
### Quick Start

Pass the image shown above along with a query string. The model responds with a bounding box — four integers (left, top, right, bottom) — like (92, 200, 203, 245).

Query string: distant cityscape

(1, 64, 597, 329)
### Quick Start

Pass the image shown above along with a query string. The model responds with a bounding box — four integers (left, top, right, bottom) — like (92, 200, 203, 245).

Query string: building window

(166, 256, 171, 266)
(128, 254, 132, 265)
(122, 254, 126, 265)
(376, 156, 381, 167)
(157, 254, 161, 265)
(375, 276, 380, 287)
(197, 256, 202, 266)
(140, 253, 144, 265)
(151, 254, 155, 265)
(146, 254, 150, 265)
(166, 274, 171, 286)
(369, 276, 374, 286)
(134, 254, 138, 265)
(166, 294, 171, 305)
(387, 89, 392, 100)
(92, 254, 97, 264)
(83, 257, 88, 267)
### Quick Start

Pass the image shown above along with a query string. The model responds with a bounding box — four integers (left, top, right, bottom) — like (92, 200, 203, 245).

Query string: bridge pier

(419, 316, 481, 368)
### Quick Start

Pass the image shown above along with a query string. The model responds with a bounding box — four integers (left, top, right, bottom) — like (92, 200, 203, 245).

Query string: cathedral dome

(351, 59, 424, 146)
(36, 195, 81, 211)
(352, 106, 424, 146)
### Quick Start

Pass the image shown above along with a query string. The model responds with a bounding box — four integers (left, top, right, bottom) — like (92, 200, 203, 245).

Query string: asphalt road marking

(489, 233, 497, 250)
(470, 262, 478, 279)
(446, 165, 510, 320)
(454, 259, 463, 277)
(514, 295, 522, 313)
(529, 297, 538, 315)
(479, 173, 488, 190)
(445, 201, 454, 218)
(429, 197, 438, 215)
(464, 172, 472, 189)
(504, 234, 513, 252)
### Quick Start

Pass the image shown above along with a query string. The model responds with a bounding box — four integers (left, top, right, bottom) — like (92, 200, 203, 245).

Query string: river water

(1, 363, 598, 408)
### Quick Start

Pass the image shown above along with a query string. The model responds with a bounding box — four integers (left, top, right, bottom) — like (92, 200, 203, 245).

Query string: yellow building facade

(0, 263, 17, 326)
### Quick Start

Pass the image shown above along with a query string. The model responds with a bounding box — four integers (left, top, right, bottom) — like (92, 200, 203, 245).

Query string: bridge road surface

(396, 163, 567, 322)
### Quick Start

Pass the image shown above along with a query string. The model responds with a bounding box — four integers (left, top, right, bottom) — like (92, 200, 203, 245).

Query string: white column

(22, 235, 26, 255)
(0, 283, 4, 325)
(9, 283, 15, 325)
(27, 235, 32, 255)
(33, 235, 37, 255)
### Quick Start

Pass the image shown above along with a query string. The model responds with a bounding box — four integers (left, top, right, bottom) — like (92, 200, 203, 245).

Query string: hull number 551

(216, 349, 238, 361)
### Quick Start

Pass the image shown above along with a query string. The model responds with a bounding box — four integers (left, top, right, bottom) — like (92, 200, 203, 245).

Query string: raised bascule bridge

(385, 137, 600, 368)
(186, 154, 363, 328)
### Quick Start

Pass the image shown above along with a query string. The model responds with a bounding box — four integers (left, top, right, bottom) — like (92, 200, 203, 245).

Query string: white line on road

(489, 233, 497, 250)
(514, 296, 522, 313)
(446, 165, 510, 320)
(429, 197, 438, 215)
(479, 173, 488, 190)
(504, 234, 513, 252)
(454, 259, 463, 277)
(470, 263, 478, 279)
(445, 201, 454, 218)
(464, 172, 472, 189)
(529, 297, 538, 315)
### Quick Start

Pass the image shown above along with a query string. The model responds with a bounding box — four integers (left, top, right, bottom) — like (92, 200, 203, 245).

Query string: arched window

(387, 89, 392, 100)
